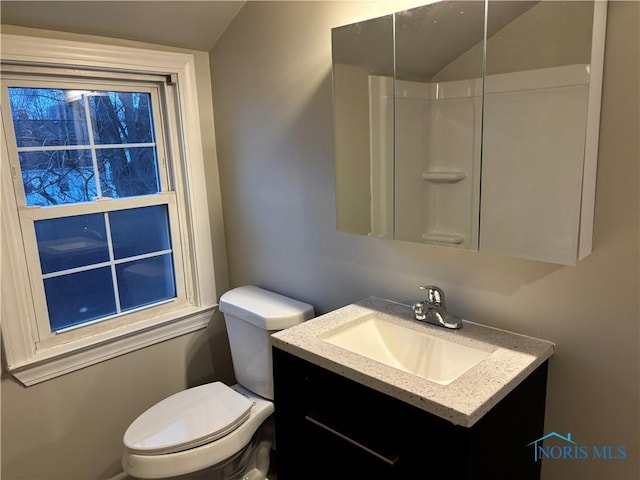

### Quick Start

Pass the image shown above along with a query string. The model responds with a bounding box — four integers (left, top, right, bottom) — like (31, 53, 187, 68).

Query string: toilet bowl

(121, 286, 314, 479)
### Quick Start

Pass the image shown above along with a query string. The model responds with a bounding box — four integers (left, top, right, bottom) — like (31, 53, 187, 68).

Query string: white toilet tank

(219, 286, 314, 400)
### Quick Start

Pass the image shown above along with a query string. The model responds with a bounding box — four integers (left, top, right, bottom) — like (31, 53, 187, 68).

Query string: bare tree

(9, 88, 159, 206)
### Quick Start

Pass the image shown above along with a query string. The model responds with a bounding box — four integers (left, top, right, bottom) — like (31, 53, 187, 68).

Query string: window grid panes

(5, 81, 178, 334)
(9, 87, 161, 207)
(35, 206, 176, 332)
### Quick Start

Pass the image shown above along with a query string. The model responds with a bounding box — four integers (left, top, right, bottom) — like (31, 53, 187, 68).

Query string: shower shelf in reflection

(421, 171, 467, 183)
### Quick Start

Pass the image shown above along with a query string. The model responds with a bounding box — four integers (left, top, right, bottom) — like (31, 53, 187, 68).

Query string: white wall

(211, 2, 639, 479)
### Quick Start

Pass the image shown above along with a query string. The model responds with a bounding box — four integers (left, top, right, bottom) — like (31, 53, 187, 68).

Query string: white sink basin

(323, 316, 491, 385)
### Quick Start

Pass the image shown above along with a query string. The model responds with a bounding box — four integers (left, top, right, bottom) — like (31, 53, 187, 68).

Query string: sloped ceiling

(0, 1, 246, 51)
(333, 1, 539, 81)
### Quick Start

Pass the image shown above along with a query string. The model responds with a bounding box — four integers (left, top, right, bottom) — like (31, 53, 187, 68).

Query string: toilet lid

(124, 382, 254, 455)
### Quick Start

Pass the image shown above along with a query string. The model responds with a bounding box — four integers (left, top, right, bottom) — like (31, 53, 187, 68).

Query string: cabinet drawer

(272, 348, 465, 479)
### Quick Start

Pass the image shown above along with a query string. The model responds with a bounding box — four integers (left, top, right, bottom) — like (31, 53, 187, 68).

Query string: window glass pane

(90, 92, 155, 145)
(117, 255, 176, 311)
(8, 87, 90, 148)
(20, 149, 97, 206)
(35, 213, 109, 274)
(110, 205, 171, 259)
(8, 87, 162, 205)
(44, 267, 116, 331)
(97, 147, 160, 198)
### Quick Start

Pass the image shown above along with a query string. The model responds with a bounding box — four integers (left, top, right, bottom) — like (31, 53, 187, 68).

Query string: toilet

(121, 286, 315, 479)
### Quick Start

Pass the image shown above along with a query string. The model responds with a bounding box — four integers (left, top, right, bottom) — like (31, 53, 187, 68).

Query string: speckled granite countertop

(271, 296, 554, 427)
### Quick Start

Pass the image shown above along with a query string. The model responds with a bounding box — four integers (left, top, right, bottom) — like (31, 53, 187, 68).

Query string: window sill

(6, 305, 216, 386)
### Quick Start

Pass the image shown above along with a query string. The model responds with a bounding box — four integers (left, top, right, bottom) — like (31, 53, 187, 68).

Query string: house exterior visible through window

(1, 34, 218, 385)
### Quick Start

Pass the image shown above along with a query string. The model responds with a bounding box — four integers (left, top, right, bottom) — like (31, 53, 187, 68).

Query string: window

(7, 83, 182, 332)
(1, 34, 218, 385)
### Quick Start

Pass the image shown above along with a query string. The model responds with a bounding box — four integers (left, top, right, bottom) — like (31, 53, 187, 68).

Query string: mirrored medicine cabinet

(332, 0, 607, 265)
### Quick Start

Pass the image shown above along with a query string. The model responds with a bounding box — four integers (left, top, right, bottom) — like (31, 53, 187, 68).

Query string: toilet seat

(122, 384, 275, 479)
(124, 382, 254, 455)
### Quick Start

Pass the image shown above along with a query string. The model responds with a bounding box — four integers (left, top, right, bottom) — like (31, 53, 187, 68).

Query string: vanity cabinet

(273, 347, 549, 479)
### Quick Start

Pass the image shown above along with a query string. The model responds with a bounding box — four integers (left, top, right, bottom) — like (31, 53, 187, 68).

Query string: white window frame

(1, 34, 218, 386)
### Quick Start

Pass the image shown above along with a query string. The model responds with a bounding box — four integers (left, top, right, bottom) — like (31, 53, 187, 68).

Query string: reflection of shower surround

(481, 65, 594, 265)
(370, 74, 482, 249)
(369, 63, 595, 264)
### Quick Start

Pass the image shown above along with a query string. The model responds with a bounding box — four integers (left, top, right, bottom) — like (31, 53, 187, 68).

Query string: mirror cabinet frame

(332, 0, 607, 265)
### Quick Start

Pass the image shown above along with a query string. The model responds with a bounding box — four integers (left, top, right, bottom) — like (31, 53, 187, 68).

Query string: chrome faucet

(412, 286, 463, 329)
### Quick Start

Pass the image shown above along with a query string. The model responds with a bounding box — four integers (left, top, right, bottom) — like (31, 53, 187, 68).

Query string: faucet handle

(419, 285, 446, 309)
(412, 301, 426, 321)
